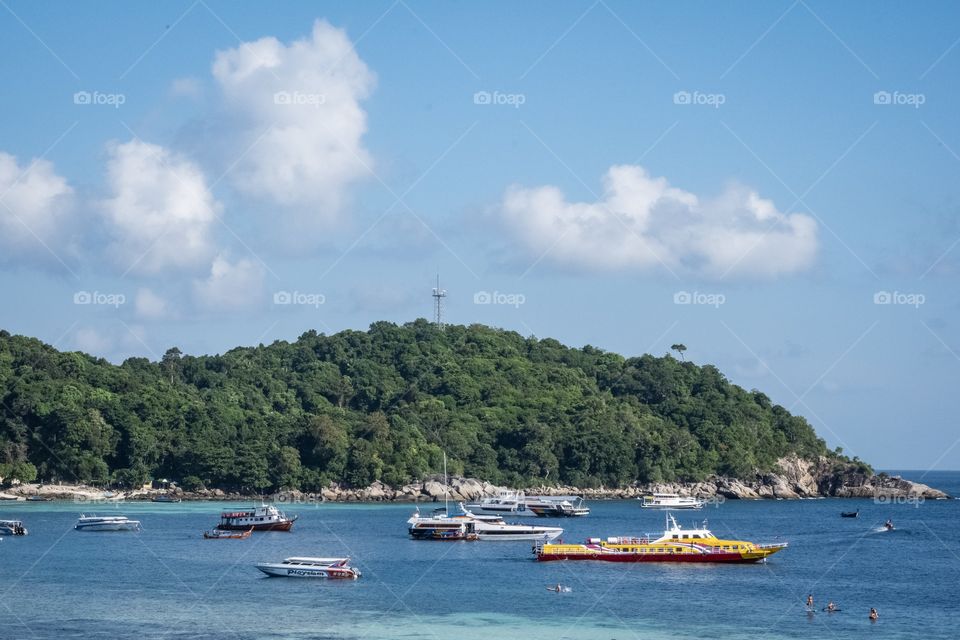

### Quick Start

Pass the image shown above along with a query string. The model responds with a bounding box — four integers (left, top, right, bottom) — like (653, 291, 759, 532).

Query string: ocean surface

(1, 470, 958, 640)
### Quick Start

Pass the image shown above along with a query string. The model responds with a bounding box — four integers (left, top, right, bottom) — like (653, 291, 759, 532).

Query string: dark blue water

(1, 471, 957, 639)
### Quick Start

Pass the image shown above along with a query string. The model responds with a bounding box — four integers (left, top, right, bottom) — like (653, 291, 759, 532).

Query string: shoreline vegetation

(0, 323, 949, 502)
(1, 457, 948, 503)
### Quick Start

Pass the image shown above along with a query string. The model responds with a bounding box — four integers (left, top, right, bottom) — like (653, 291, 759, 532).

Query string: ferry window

(672, 535, 679, 539)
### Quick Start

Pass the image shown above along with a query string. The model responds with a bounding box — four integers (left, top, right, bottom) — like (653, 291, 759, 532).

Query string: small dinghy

(840, 510, 859, 518)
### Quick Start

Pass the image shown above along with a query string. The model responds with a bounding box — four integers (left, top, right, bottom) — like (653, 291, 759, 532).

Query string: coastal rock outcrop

(4, 456, 949, 503)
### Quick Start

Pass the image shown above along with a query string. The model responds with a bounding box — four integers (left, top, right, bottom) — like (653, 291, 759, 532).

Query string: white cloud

(100, 139, 220, 275)
(501, 164, 818, 278)
(170, 76, 203, 99)
(193, 254, 265, 310)
(73, 327, 113, 354)
(134, 287, 169, 319)
(0, 151, 74, 260)
(211, 19, 375, 219)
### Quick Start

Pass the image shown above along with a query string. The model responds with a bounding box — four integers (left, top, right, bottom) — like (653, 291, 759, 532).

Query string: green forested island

(0, 321, 857, 492)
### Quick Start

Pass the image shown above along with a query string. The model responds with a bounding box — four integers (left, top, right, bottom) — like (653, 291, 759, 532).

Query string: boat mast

(443, 451, 449, 513)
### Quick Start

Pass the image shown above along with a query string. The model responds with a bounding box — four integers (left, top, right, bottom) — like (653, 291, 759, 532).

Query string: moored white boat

(0, 520, 27, 535)
(638, 493, 704, 510)
(74, 514, 141, 531)
(408, 503, 562, 541)
(217, 504, 297, 531)
(256, 557, 361, 579)
(466, 492, 590, 517)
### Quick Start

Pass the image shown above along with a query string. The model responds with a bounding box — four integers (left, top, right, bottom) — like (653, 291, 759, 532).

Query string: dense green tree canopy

(0, 322, 840, 491)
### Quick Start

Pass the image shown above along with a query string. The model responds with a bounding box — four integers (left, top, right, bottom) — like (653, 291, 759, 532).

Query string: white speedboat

(74, 514, 142, 531)
(638, 493, 704, 510)
(0, 520, 27, 536)
(256, 557, 361, 579)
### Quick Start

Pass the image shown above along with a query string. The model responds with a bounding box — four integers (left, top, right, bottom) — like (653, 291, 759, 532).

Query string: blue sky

(1, 1, 958, 470)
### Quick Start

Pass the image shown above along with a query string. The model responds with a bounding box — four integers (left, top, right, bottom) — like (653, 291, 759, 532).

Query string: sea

(1, 470, 957, 640)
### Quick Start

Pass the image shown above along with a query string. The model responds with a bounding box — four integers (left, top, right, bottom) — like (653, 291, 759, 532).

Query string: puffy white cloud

(193, 254, 265, 310)
(211, 19, 374, 219)
(500, 164, 818, 278)
(100, 139, 220, 275)
(0, 151, 74, 260)
(134, 287, 169, 319)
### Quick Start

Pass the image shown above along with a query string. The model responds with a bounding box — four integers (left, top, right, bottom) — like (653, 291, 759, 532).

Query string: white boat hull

(473, 524, 563, 541)
(75, 522, 141, 531)
(256, 563, 360, 579)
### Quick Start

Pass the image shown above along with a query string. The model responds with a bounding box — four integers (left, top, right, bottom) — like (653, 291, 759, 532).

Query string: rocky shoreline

(1, 456, 949, 504)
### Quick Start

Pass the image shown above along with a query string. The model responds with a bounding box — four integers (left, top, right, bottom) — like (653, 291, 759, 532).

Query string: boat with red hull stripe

(216, 504, 297, 532)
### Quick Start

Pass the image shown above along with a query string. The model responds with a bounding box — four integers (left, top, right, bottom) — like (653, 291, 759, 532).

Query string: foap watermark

(873, 90, 925, 108)
(674, 290, 726, 308)
(474, 290, 526, 308)
(702, 495, 726, 508)
(73, 90, 126, 109)
(273, 91, 326, 107)
(874, 493, 924, 508)
(473, 90, 526, 108)
(873, 290, 925, 308)
(273, 290, 325, 308)
(673, 90, 725, 108)
(74, 290, 126, 308)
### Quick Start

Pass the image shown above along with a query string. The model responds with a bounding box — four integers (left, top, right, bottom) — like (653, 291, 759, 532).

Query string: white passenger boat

(466, 491, 590, 518)
(217, 504, 297, 531)
(0, 520, 27, 536)
(408, 503, 562, 541)
(255, 557, 361, 579)
(74, 514, 142, 531)
(465, 490, 537, 517)
(638, 493, 704, 510)
(526, 496, 591, 517)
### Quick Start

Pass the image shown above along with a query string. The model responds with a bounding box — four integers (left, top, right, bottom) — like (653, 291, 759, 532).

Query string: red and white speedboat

(216, 504, 297, 531)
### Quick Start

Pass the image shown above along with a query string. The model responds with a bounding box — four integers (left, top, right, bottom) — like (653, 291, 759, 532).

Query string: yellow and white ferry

(535, 514, 786, 564)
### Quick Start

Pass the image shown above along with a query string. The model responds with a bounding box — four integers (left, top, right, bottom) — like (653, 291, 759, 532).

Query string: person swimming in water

(826, 601, 837, 612)
(869, 608, 879, 621)
(806, 594, 814, 609)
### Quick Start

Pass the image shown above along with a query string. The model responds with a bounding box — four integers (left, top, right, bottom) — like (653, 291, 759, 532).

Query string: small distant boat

(217, 504, 297, 532)
(204, 527, 253, 539)
(0, 520, 28, 536)
(638, 493, 704, 510)
(74, 514, 141, 532)
(840, 510, 859, 518)
(151, 495, 181, 503)
(255, 557, 361, 579)
(26, 496, 52, 502)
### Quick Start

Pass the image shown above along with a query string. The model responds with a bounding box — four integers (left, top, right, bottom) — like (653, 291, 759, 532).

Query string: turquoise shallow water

(1, 470, 957, 639)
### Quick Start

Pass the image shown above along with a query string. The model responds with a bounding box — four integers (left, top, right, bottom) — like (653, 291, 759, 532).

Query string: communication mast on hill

(432, 274, 447, 330)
